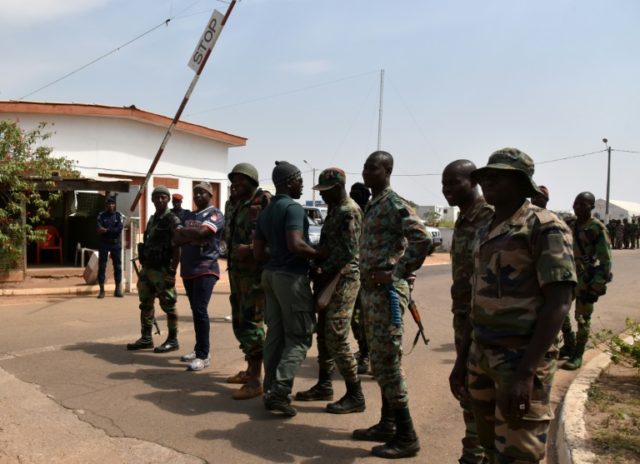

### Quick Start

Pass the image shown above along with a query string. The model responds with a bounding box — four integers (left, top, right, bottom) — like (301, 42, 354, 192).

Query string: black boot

(353, 394, 396, 442)
(127, 326, 154, 350)
(97, 283, 105, 299)
(114, 283, 123, 298)
(560, 318, 576, 359)
(562, 342, 585, 371)
(357, 352, 370, 375)
(153, 335, 179, 353)
(295, 369, 333, 401)
(326, 379, 366, 414)
(372, 406, 420, 459)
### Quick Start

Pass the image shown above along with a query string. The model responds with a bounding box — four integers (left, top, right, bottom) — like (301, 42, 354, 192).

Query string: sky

(1, 0, 639, 211)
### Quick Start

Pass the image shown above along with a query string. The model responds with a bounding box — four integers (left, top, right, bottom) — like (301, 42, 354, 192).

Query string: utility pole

(303, 160, 317, 205)
(377, 69, 384, 150)
(603, 138, 611, 223)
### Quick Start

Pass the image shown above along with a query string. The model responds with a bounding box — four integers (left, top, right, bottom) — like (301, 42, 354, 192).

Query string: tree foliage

(0, 120, 77, 269)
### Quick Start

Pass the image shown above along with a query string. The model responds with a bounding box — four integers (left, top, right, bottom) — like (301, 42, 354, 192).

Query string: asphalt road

(0, 250, 638, 463)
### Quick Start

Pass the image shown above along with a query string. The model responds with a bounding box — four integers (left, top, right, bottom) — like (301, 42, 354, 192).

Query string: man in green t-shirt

(254, 161, 321, 417)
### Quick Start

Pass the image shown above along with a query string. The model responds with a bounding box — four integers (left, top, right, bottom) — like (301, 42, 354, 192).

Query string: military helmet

(228, 162, 259, 185)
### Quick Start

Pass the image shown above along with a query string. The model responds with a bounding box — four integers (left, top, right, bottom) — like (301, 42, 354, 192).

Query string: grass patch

(585, 364, 640, 463)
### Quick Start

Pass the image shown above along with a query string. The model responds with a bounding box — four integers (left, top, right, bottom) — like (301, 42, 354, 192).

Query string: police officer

(171, 193, 191, 225)
(127, 186, 182, 353)
(450, 148, 576, 463)
(295, 168, 365, 414)
(354, 151, 430, 459)
(96, 195, 124, 299)
(442, 160, 493, 464)
(225, 163, 271, 399)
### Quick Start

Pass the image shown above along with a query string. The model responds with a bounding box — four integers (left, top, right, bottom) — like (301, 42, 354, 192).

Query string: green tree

(423, 210, 441, 227)
(0, 120, 77, 270)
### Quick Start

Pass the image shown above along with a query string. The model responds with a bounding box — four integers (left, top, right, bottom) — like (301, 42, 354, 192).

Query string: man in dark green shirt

(254, 161, 320, 417)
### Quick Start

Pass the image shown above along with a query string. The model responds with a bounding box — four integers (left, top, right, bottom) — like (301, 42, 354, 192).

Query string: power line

(18, 0, 205, 100)
(536, 149, 606, 165)
(614, 149, 640, 154)
(185, 70, 379, 116)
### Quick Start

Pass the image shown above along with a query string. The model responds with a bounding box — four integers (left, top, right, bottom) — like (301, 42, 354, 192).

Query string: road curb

(0, 283, 115, 297)
(557, 336, 634, 464)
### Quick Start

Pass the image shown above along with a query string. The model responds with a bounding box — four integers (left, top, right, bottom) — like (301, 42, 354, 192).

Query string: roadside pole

(130, 0, 239, 212)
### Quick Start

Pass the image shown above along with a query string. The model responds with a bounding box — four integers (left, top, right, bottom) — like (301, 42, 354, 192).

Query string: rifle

(406, 274, 429, 355)
(131, 256, 161, 336)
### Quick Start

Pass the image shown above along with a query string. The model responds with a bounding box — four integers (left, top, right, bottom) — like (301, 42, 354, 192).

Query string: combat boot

(233, 357, 263, 400)
(264, 391, 297, 417)
(371, 406, 420, 459)
(559, 330, 576, 359)
(357, 352, 370, 375)
(295, 369, 333, 401)
(127, 326, 154, 350)
(562, 343, 585, 370)
(326, 379, 366, 414)
(114, 283, 124, 298)
(154, 336, 179, 353)
(353, 395, 396, 442)
(97, 283, 105, 299)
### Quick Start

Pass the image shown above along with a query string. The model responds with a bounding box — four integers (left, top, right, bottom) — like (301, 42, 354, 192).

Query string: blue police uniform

(97, 209, 124, 285)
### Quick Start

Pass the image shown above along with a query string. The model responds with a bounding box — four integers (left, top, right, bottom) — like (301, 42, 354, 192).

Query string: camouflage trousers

(361, 278, 410, 409)
(350, 290, 368, 356)
(137, 267, 178, 336)
(467, 342, 556, 463)
(316, 273, 360, 383)
(229, 270, 265, 361)
(453, 313, 486, 464)
(561, 295, 595, 352)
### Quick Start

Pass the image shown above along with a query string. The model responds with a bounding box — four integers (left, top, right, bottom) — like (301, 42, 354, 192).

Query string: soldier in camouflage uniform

(127, 186, 182, 352)
(561, 192, 612, 370)
(226, 163, 271, 399)
(442, 159, 493, 464)
(352, 151, 430, 459)
(449, 148, 577, 464)
(349, 182, 371, 375)
(295, 168, 365, 414)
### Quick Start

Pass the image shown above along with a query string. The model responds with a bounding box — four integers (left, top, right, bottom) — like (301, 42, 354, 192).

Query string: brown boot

(233, 357, 263, 400)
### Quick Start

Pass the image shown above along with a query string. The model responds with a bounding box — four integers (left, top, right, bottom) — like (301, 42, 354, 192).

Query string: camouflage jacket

(360, 187, 431, 281)
(471, 201, 577, 349)
(223, 197, 239, 245)
(227, 188, 271, 273)
(317, 196, 363, 277)
(142, 209, 181, 270)
(565, 216, 612, 292)
(450, 197, 493, 315)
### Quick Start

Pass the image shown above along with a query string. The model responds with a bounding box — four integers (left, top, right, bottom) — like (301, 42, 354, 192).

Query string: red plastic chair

(36, 225, 63, 265)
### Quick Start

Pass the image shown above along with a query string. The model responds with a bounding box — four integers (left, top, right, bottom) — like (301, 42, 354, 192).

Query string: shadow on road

(196, 420, 368, 464)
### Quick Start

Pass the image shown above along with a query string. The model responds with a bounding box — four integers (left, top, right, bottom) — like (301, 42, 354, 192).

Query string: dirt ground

(585, 363, 640, 463)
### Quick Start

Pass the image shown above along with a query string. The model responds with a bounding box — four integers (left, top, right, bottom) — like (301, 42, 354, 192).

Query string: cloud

(278, 60, 332, 76)
(2, 0, 110, 25)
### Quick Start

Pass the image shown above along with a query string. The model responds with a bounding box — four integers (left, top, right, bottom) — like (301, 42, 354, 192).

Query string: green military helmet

(228, 162, 259, 186)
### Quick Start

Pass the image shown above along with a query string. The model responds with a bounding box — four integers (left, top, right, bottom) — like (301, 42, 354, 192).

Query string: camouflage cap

(151, 185, 170, 197)
(471, 147, 543, 197)
(312, 167, 346, 191)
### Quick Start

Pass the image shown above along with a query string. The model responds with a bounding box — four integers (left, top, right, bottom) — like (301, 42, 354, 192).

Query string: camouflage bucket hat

(312, 167, 346, 191)
(471, 147, 543, 197)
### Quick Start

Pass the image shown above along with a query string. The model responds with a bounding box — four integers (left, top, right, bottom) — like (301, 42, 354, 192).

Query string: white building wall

(3, 113, 232, 215)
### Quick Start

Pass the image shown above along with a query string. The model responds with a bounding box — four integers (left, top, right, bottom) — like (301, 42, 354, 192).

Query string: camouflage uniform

(137, 210, 181, 336)
(561, 217, 612, 360)
(227, 188, 271, 360)
(468, 201, 577, 463)
(360, 187, 431, 408)
(315, 196, 363, 384)
(450, 196, 493, 464)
